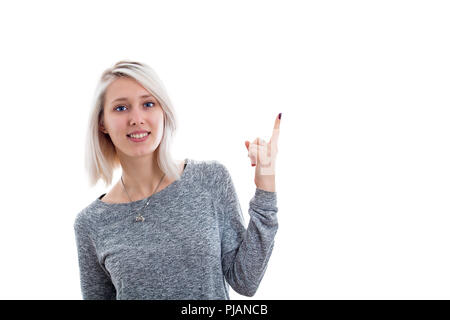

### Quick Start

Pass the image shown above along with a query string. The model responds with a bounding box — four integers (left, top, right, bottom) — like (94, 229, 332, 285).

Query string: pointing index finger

(270, 113, 281, 145)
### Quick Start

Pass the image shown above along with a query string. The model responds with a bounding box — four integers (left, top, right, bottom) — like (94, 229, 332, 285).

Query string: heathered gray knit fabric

(74, 158, 278, 300)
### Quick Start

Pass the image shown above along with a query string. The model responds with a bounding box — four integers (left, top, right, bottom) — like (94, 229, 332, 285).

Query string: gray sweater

(74, 158, 278, 300)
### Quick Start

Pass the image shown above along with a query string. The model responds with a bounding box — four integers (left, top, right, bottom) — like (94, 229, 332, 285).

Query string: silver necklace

(121, 172, 166, 222)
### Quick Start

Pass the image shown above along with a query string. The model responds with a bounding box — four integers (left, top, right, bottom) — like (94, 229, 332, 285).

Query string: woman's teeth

(129, 132, 149, 138)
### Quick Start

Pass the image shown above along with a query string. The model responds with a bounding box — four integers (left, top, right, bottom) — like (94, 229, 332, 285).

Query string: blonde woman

(74, 60, 281, 300)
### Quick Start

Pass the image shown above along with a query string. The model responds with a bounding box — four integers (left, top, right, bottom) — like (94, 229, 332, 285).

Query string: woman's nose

(129, 105, 145, 125)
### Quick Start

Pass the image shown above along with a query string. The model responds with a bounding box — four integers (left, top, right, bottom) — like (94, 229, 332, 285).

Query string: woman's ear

(99, 121, 108, 134)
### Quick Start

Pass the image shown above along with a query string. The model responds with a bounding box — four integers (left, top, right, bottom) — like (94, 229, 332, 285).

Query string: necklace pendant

(135, 214, 145, 222)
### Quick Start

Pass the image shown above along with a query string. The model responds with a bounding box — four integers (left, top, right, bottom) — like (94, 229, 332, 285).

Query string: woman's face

(100, 77, 164, 158)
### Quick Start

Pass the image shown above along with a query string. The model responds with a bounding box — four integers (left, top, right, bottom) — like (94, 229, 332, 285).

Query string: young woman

(74, 60, 281, 300)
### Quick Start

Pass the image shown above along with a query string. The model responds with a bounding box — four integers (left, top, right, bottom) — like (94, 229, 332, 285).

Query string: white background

(0, 0, 449, 299)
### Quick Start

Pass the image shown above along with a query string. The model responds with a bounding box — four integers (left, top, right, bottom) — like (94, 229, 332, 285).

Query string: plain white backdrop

(0, 0, 449, 299)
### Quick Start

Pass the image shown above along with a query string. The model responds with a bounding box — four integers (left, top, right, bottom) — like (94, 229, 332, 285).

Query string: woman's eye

(114, 102, 155, 112)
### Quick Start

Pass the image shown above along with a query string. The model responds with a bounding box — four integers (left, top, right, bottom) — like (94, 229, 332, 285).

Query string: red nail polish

(252, 164, 256, 166)
(278, 113, 282, 120)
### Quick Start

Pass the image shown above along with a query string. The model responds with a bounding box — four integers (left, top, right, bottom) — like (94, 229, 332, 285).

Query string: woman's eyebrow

(111, 94, 153, 103)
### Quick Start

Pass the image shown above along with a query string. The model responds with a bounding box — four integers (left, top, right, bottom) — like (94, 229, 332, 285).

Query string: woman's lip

(127, 131, 150, 136)
(127, 132, 150, 142)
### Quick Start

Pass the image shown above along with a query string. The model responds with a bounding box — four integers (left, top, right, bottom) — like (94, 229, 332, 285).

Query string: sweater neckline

(94, 158, 190, 208)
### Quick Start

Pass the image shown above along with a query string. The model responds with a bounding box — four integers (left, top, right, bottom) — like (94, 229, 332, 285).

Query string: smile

(127, 132, 150, 142)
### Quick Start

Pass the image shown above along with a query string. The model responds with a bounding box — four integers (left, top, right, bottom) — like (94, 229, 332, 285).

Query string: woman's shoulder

(188, 158, 229, 179)
(189, 158, 227, 171)
(73, 198, 107, 232)
(186, 159, 232, 194)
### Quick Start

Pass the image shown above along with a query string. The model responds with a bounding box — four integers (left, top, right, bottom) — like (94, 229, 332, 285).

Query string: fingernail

(252, 164, 256, 167)
(278, 112, 282, 120)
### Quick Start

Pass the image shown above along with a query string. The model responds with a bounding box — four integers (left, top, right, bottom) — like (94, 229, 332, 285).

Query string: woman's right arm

(74, 215, 116, 300)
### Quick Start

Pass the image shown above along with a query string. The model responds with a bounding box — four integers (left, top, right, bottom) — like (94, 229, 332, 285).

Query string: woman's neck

(119, 154, 165, 200)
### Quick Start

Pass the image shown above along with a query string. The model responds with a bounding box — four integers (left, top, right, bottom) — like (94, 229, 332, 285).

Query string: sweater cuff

(249, 188, 278, 226)
(255, 188, 277, 205)
(250, 188, 278, 210)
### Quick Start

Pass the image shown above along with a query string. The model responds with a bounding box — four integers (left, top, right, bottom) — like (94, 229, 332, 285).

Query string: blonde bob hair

(85, 60, 180, 187)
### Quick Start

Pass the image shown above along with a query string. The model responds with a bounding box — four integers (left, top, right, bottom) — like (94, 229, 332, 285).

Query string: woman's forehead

(106, 77, 153, 102)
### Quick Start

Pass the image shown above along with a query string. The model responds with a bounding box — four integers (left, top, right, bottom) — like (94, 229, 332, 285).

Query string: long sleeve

(215, 163, 279, 297)
(74, 214, 117, 300)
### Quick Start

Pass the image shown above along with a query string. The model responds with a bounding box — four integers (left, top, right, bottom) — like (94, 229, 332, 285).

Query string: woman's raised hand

(245, 113, 281, 192)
